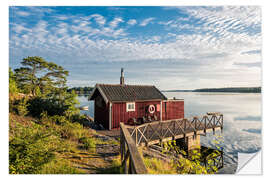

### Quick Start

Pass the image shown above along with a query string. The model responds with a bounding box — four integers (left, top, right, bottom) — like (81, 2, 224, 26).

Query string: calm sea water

(77, 92, 262, 174)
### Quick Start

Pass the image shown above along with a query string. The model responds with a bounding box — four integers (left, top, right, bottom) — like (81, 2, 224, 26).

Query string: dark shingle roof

(90, 84, 167, 102)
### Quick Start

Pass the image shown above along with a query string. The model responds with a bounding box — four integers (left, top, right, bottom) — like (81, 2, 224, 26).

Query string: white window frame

(126, 102, 135, 112)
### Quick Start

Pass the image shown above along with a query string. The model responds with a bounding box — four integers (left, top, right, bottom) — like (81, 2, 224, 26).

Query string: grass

(38, 158, 85, 174)
(96, 155, 123, 174)
(143, 157, 177, 174)
(9, 113, 121, 174)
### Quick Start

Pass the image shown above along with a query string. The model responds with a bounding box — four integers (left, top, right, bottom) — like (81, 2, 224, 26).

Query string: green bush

(51, 115, 68, 125)
(9, 98, 29, 116)
(39, 159, 84, 174)
(27, 97, 64, 118)
(78, 137, 96, 152)
(9, 123, 59, 174)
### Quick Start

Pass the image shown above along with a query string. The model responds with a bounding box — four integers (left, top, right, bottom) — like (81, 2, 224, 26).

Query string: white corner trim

(88, 84, 109, 104)
(97, 85, 109, 104)
(109, 102, 112, 130)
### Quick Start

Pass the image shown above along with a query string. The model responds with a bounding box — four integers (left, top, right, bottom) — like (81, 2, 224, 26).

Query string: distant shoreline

(162, 87, 261, 93)
(69, 86, 261, 94)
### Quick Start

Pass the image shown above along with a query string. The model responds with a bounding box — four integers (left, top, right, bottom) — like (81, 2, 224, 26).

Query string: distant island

(163, 87, 261, 93)
(67, 86, 94, 94)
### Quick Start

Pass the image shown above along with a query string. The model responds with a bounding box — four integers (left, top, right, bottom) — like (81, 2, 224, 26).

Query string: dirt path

(62, 132, 121, 174)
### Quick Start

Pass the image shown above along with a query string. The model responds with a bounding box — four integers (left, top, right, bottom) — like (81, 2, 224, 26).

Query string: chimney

(120, 68, 124, 85)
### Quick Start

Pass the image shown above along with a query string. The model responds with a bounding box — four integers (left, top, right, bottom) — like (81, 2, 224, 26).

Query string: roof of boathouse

(88, 84, 167, 103)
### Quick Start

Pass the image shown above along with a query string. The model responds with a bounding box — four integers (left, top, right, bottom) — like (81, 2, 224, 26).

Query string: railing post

(204, 116, 207, 133)
(124, 150, 129, 174)
(174, 120, 176, 135)
(120, 122, 148, 174)
(128, 157, 132, 174)
(135, 128, 138, 146)
(120, 129, 123, 161)
(221, 114, 223, 126)
(213, 115, 216, 127)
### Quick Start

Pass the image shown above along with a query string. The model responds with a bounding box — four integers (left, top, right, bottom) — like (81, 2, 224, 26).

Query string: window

(126, 102, 135, 112)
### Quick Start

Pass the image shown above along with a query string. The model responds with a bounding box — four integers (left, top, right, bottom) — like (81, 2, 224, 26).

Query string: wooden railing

(125, 113, 223, 146)
(120, 122, 148, 174)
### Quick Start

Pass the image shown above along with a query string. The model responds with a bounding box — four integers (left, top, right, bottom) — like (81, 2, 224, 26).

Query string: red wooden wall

(111, 101, 161, 129)
(94, 98, 184, 129)
(162, 101, 184, 120)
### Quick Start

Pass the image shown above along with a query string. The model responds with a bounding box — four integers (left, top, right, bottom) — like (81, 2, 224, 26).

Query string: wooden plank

(120, 123, 148, 174)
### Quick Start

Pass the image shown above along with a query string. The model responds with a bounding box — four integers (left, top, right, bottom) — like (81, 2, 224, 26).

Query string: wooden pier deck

(125, 113, 223, 147)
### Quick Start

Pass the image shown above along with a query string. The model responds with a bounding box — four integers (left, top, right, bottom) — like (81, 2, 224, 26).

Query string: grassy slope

(9, 113, 121, 174)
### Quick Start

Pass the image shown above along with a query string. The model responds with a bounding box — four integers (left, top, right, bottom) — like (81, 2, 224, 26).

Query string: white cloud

(109, 17, 124, 28)
(127, 19, 137, 26)
(140, 17, 155, 26)
(9, 6, 261, 89)
(16, 11, 30, 17)
(90, 14, 106, 26)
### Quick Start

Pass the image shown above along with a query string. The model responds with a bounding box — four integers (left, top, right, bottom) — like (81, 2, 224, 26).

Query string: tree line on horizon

(163, 87, 261, 93)
(193, 87, 261, 93)
(67, 86, 94, 94)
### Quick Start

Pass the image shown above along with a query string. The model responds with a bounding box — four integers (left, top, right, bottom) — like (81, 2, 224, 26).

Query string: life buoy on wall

(148, 105, 155, 113)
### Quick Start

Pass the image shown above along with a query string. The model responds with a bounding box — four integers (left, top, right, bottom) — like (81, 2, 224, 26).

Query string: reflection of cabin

(88, 69, 184, 130)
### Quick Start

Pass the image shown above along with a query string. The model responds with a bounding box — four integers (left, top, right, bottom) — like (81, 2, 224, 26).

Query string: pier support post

(176, 135, 201, 152)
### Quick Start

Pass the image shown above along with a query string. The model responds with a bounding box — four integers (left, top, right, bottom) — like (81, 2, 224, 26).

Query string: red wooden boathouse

(88, 69, 184, 130)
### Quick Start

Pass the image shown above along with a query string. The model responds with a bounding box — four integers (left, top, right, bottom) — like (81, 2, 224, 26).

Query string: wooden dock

(125, 113, 223, 147)
(119, 112, 223, 174)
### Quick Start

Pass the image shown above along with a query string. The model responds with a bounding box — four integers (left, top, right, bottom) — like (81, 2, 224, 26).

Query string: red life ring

(148, 105, 155, 113)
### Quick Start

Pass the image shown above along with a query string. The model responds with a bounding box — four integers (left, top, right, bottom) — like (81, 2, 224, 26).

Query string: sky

(9, 6, 261, 90)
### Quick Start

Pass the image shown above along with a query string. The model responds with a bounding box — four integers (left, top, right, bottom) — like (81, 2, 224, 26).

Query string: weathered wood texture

(162, 100, 184, 120)
(120, 123, 148, 174)
(125, 113, 223, 146)
(111, 100, 184, 129)
(112, 101, 161, 129)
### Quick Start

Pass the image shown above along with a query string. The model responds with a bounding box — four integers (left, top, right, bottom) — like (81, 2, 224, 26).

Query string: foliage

(14, 56, 69, 96)
(143, 157, 177, 174)
(38, 158, 84, 174)
(161, 139, 223, 174)
(62, 90, 80, 120)
(26, 90, 79, 119)
(10, 97, 29, 116)
(16, 98, 29, 116)
(67, 86, 94, 94)
(9, 68, 18, 94)
(79, 137, 96, 152)
(27, 97, 64, 118)
(9, 112, 99, 174)
(9, 123, 59, 174)
(9, 56, 114, 174)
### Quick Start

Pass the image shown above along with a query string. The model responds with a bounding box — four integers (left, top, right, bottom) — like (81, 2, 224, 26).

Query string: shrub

(27, 97, 64, 118)
(39, 158, 84, 174)
(51, 115, 68, 125)
(10, 97, 29, 116)
(78, 137, 96, 152)
(9, 123, 59, 174)
(58, 122, 75, 139)
(143, 157, 177, 174)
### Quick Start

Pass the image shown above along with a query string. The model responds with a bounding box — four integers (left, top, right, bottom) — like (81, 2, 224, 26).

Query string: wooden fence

(120, 122, 148, 174)
(125, 113, 223, 146)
